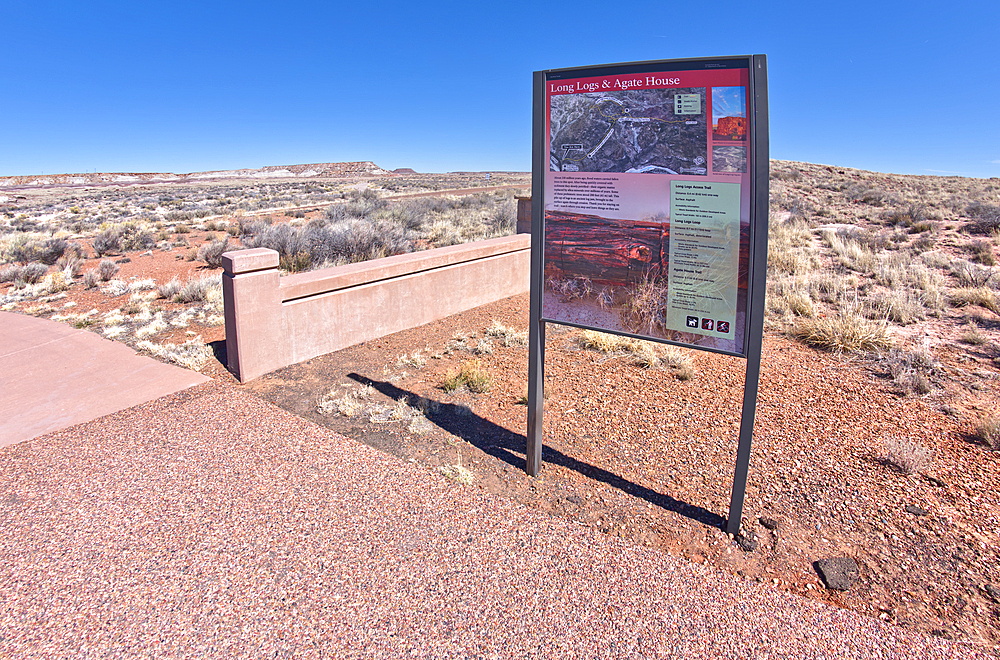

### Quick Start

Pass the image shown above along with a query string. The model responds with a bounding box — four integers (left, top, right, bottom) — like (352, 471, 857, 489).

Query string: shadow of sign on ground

(348, 373, 726, 530)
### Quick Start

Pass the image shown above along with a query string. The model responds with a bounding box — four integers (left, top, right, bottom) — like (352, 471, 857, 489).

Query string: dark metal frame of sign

(527, 55, 769, 536)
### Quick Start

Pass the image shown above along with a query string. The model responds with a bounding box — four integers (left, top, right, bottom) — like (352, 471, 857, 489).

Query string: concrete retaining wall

(222, 234, 532, 382)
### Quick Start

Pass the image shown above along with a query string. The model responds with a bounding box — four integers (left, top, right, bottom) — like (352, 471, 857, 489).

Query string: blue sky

(3, 0, 998, 178)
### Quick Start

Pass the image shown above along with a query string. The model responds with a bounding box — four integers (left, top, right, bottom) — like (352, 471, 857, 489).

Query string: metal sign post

(527, 55, 768, 536)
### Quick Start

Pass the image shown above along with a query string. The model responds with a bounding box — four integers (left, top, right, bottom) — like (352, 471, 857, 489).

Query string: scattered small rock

(759, 516, 778, 530)
(566, 495, 584, 505)
(985, 583, 1000, 604)
(904, 504, 928, 516)
(736, 529, 758, 552)
(922, 474, 946, 487)
(115, 257, 131, 264)
(814, 557, 859, 591)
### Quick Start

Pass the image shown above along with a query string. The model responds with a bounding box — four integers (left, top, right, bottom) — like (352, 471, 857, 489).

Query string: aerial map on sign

(549, 88, 708, 175)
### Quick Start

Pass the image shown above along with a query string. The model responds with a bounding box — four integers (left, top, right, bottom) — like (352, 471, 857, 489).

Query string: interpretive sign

(540, 58, 762, 357)
(527, 55, 769, 536)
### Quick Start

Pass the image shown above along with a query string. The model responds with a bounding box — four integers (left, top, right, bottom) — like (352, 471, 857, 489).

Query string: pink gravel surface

(0, 383, 993, 659)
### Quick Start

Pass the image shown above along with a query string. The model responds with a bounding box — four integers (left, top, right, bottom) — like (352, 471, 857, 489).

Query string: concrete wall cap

(223, 248, 280, 275)
(278, 234, 530, 302)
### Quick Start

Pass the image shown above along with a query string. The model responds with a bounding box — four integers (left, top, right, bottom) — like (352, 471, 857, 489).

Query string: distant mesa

(0, 161, 394, 189)
(393, 168, 419, 175)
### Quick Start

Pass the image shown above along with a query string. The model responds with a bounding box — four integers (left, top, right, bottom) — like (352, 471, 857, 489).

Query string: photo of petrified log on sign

(544, 210, 669, 286)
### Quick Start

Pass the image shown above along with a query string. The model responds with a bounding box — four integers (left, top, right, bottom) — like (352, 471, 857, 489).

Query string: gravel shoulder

(245, 293, 1000, 651)
(0, 382, 991, 658)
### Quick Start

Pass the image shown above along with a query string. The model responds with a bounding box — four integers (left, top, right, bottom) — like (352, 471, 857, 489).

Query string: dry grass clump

(864, 290, 927, 325)
(578, 329, 646, 354)
(443, 359, 491, 393)
(882, 437, 932, 475)
(485, 320, 528, 347)
(439, 462, 474, 485)
(766, 208, 815, 276)
(397, 350, 427, 369)
(136, 337, 212, 370)
(967, 240, 996, 266)
(619, 276, 667, 336)
(974, 415, 1000, 450)
(880, 347, 939, 395)
(821, 229, 877, 273)
(949, 287, 999, 314)
(317, 385, 373, 417)
(790, 305, 892, 353)
(959, 325, 988, 345)
(767, 277, 816, 317)
(578, 329, 695, 378)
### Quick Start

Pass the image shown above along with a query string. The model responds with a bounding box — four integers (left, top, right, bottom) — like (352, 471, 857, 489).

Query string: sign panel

(540, 58, 759, 357)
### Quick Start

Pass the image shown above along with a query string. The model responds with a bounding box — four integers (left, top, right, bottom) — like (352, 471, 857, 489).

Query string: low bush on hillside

(882, 437, 932, 475)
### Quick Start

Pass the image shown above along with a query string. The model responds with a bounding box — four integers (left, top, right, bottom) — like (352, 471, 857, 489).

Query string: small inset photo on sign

(712, 86, 747, 142)
(713, 145, 747, 173)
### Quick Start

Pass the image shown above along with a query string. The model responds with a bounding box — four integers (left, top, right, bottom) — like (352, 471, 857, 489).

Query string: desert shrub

(967, 240, 996, 266)
(240, 218, 413, 269)
(966, 202, 1000, 235)
(488, 200, 516, 234)
(97, 259, 119, 281)
(92, 228, 121, 256)
(174, 274, 221, 303)
(9, 238, 68, 265)
(0, 264, 19, 283)
(974, 415, 1000, 450)
(950, 259, 996, 287)
(2, 263, 48, 285)
(771, 168, 801, 182)
(847, 185, 896, 207)
(82, 270, 100, 289)
(881, 204, 931, 230)
(443, 359, 491, 393)
(196, 238, 229, 268)
(882, 437, 932, 475)
(157, 278, 183, 299)
(56, 252, 83, 278)
(880, 347, 939, 395)
(121, 224, 154, 251)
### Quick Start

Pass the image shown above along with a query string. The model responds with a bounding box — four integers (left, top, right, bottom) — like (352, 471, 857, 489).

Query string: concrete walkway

(0, 311, 209, 448)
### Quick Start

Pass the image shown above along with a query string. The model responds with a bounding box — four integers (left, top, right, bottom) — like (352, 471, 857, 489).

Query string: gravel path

(0, 383, 992, 659)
